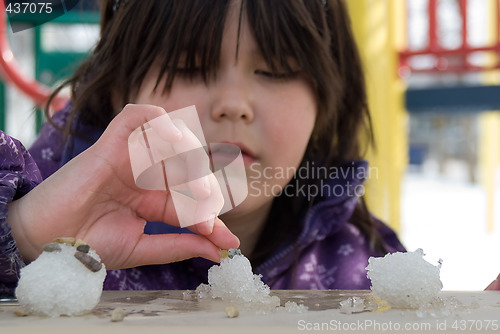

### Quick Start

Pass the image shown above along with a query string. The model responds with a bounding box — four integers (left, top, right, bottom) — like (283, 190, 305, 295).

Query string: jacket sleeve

(0, 131, 43, 297)
(28, 106, 70, 180)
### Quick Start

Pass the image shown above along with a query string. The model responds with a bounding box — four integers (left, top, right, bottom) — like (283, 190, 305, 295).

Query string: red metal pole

(497, 0, 500, 47)
(429, 0, 439, 51)
(459, 0, 470, 69)
(0, 2, 67, 112)
(460, 0, 468, 48)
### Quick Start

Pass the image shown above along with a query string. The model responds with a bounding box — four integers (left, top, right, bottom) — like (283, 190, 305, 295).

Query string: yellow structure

(479, 113, 500, 233)
(479, 0, 500, 233)
(345, 0, 408, 232)
(480, 0, 500, 234)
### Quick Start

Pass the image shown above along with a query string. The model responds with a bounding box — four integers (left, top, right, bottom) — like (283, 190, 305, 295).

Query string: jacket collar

(255, 160, 369, 277)
(299, 160, 368, 243)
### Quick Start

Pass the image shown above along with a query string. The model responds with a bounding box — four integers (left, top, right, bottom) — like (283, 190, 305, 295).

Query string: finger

(134, 189, 238, 251)
(185, 150, 212, 199)
(120, 104, 182, 142)
(164, 150, 211, 197)
(171, 119, 212, 200)
(94, 104, 182, 181)
(192, 174, 225, 233)
(132, 190, 238, 249)
(133, 188, 180, 225)
(163, 155, 188, 188)
(121, 233, 229, 268)
(195, 215, 216, 236)
(485, 274, 500, 290)
(148, 111, 183, 142)
(105, 104, 174, 142)
(126, 106, 183, 189)
(188, 217, 240, 250)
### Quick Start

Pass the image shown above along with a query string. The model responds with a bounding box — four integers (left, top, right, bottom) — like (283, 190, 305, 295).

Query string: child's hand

(485, 274, 500, 290)
(9, 104, 239, 269)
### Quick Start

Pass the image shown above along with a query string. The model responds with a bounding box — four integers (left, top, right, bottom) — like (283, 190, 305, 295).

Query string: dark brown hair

(48, 0, 387, 267)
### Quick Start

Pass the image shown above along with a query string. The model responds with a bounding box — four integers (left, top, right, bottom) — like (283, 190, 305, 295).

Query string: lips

(209, 142, 257, 167)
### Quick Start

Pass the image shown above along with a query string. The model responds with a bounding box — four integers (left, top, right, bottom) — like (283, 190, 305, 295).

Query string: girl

(2, 0, 405, 294)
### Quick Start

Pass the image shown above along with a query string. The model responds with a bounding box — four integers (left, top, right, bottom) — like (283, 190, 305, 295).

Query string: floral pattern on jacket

(0, 131, 42, 296)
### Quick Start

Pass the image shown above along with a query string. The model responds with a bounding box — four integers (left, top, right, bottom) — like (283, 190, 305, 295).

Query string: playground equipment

(0, 1, 67, 112)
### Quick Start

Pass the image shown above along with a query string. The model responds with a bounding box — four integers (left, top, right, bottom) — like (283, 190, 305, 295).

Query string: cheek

(277, 82, 316, 133)
(268, 96, 316, 161)
(264, 112, 315, 177)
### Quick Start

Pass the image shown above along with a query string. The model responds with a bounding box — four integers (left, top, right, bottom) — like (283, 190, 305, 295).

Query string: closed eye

(166, 66, 205, 83)
(255, 70, 299, 80)
(172, 67, 202, 75)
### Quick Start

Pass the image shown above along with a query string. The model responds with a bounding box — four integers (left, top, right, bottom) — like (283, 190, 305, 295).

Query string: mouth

(209, 142, 257, 167)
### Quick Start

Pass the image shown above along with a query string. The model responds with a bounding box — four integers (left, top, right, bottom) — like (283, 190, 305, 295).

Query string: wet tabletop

(1, 290, 499, 333)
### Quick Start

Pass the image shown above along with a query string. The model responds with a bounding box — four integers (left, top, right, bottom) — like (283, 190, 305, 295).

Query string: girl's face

(134, 3, 317, 221)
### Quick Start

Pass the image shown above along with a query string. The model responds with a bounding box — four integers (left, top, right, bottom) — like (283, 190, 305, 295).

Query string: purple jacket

(0, 132, 42, 296)
(0, 105, 405, 296)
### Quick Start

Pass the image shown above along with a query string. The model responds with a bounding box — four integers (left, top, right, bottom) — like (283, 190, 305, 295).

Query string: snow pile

(196, 249, 280, 312)
(15, 240, 106, 317)
(366, 249, 442, 309)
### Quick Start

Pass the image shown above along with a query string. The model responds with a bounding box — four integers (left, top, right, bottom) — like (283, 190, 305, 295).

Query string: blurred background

(1, 0, 499, 290)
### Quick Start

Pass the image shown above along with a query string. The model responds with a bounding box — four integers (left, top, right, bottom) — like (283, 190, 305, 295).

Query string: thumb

(102, 104, 183, 146)
(485, 273, 500, 290)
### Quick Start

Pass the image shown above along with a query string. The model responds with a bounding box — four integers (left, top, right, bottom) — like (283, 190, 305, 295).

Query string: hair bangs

(110, 1, 230, 100)
(153, 1, 231, 93)
(245, 0, 334, 93)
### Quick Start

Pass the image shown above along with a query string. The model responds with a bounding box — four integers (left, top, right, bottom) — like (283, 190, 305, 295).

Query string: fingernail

(198, 214, 216, 235)
(204, 213, 216, 234)
(208, 213, 216, 227)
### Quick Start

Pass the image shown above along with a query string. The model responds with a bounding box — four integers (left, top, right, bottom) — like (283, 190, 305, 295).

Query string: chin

(220, 195, 273, 221)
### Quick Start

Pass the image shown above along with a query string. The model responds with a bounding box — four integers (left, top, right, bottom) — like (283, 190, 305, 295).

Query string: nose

(210, 74, 254, 123)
